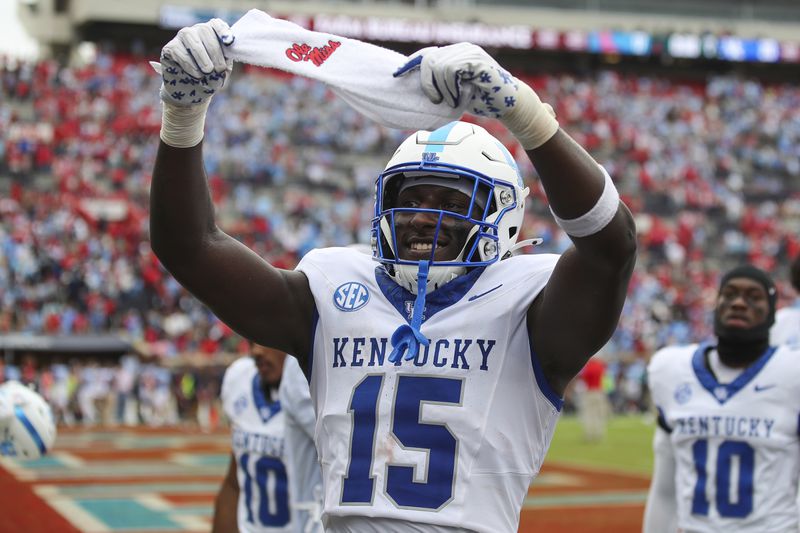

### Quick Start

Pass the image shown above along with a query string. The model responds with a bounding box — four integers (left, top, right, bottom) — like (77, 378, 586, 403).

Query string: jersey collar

(251, 374, 281, 423)
(691, 342, 777, 404)
(374, 265, 485, 325)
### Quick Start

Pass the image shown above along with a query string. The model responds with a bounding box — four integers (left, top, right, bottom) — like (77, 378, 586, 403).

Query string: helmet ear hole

(508, 227, 518, 239)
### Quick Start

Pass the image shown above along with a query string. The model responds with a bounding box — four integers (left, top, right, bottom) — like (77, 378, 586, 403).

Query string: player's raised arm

(523, 128, 636, 394)
(401, 43, 636, 394)
(149, 19, 315, 361)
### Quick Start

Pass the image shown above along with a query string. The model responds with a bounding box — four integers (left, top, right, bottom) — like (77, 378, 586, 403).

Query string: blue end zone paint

(15, 455, 68, 469)
(176, 453, 229, 467)
(77, 499, 179, 530)
(169, 506, 214, 516)
(54, 483, 221, 497)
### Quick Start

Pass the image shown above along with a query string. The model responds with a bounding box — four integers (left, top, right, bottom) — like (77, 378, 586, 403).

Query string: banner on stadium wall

(159, 5, 800, 63)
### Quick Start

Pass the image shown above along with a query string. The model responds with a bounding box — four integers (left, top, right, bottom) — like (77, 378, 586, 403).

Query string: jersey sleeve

(279, 356, 316, 440)
(220, 357, 251, 407)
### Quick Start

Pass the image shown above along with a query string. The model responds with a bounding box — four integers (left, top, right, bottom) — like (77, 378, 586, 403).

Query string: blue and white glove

(155, 18, 234, 106)
(150, 18, 234, 147)
(395, 43, 559, 150)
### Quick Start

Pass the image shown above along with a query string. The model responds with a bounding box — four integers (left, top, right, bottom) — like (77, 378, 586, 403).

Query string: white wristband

(502, 82, 560, 151)
(551, 167, 620, 237)
(160, 100, 211, 148)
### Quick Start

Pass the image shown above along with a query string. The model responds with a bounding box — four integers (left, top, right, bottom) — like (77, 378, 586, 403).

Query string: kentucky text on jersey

(673, 415, 776, 438)
(331, 337, 497, 370)
(232, 427, 284, 456)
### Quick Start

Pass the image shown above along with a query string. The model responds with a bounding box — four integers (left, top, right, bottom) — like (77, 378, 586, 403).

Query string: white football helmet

(372, 121, 530, 293)
(0, 381, 57, 459)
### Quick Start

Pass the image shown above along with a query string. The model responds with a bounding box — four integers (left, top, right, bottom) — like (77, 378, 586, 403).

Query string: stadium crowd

(1, 52, 798, 421)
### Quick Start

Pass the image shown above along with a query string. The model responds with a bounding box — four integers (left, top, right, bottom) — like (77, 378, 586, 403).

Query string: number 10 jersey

(296, 247, 563, 533)
(648, 342, 800, 532)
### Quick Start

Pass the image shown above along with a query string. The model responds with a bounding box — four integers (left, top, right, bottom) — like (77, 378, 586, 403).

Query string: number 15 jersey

(296, 247, 563, 533)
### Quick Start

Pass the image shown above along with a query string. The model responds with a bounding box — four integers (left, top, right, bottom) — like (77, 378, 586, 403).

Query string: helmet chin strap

(388, 220, 475, 295)
(394, 263, 464, 294)
(388, 260, 431, 363)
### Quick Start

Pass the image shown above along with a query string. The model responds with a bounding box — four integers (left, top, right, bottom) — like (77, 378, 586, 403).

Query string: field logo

(334, 282, 370, 312)
(674, 382, 692, 404)
(285, 40, 342, 67)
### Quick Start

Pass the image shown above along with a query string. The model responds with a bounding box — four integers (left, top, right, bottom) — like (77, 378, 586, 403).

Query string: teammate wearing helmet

(0, 380, 57, 459)
(150, 22, 636, 533)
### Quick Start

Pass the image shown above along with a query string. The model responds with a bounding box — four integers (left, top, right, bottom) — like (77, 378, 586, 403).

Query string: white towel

(228, 9, 468, 130)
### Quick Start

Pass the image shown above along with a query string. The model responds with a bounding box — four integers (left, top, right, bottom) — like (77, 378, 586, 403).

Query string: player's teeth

(411, 243, 433, 251)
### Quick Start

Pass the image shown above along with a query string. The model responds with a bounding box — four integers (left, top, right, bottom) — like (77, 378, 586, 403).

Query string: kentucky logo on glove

(393, 42, 521, 119)
(150, 18, 235, 107)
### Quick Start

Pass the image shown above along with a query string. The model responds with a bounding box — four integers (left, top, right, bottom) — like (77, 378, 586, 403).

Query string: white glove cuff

(160, 100, 211, 148)
(502, 82, 559, 150)
(551, 167, 620, 237)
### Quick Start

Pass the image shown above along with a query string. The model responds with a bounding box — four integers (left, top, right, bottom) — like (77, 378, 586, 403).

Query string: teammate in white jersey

(644, 265, 800, 533)
(770, 254, 800, 347)
(151, 21, 636, 533)
(214, 344, 292, 533)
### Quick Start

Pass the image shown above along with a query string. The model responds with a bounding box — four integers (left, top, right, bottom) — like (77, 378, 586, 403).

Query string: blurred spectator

(577, 356, 610, 442)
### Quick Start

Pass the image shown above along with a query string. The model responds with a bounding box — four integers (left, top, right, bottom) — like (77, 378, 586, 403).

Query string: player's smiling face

(393, 184, 476, 262)
(716, 277, 770, 330)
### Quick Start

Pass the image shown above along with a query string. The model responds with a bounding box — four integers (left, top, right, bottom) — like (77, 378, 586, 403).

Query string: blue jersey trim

(656, 406, 672, 433)
(691, 342, 777, 405)
(252, 373, 281, 423)
(374, 266, 484, 325)
(306, 308, 319, 384)
(527, 337, 564, 411)
(14, 406, 47, 455)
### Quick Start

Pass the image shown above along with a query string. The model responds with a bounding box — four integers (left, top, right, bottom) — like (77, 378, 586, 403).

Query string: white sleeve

(279, 357, 316, 440)
(643, 427, 678, 533)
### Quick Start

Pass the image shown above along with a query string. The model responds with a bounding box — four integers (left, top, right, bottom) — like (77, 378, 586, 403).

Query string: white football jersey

(648, 342, 800, 532)
(279, 356, 323, 533)
(221, 357, 292, 533)
(770, 302, 800, 347)
(296, 247, 562, 533)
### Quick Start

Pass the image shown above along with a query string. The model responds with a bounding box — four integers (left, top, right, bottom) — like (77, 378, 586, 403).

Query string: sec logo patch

(333, 282, 370, 312)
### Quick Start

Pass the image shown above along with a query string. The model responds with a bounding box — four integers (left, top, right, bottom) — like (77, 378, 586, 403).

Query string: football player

(151, 20, 637, 532)
(214, 344, 291, 533)
(644, 265, 800, 532)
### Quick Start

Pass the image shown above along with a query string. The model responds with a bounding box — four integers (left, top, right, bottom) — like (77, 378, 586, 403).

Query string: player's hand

(394, 42, 520, 119)
(153, 18, 234, 107)
(394, 42, 559, 150)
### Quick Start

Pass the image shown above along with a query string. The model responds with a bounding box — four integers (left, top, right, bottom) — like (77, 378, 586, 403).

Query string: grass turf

(544, 414, 656, 475)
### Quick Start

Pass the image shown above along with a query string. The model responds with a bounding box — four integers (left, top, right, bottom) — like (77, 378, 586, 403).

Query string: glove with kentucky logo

(150, 18, 234, 148)
(395, 42, 559, 150)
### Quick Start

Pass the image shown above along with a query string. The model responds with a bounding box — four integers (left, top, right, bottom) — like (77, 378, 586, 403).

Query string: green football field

(545, 414, 657, 475)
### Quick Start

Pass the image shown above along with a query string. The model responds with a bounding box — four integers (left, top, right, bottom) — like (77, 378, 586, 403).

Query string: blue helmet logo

(333, 282, 370, 312)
